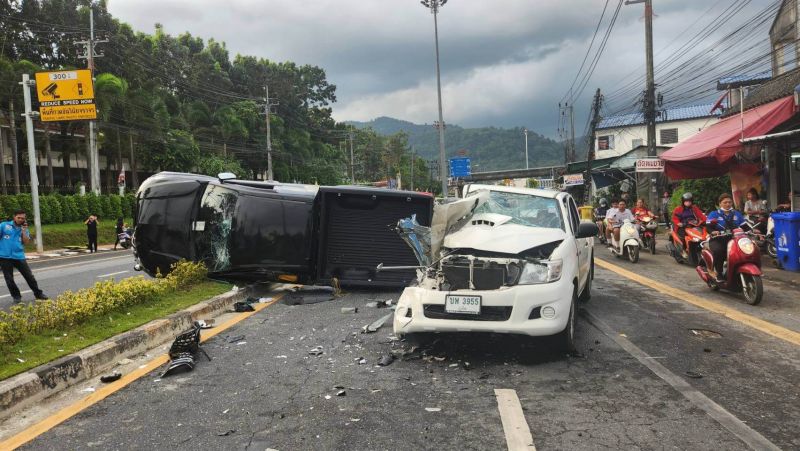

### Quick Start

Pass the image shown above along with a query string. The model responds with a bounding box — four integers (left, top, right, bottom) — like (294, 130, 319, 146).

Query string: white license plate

(445, 295, 481, 315)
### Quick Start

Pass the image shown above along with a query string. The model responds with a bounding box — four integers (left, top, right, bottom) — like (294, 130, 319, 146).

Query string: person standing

(0, 210, 49, 303)
(85, 214, 99, 253)
(114, 217, 124, 250)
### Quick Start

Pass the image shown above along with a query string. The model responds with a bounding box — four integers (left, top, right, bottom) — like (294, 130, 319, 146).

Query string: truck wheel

(579, 258, 593, 303)
(556, 289, 577, 353)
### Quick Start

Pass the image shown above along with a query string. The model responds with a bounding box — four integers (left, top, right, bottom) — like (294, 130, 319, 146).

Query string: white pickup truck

(393, 184, 598, 351)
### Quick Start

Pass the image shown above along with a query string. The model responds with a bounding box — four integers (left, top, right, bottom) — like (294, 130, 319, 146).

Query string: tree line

(0, 0, 435, 193)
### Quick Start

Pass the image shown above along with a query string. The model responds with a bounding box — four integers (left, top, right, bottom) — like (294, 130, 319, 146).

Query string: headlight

(738, 237, 755, 255)
(625, 225, 636, 235)
(518, 259, 563, 285)
(641, 216, 651, 222)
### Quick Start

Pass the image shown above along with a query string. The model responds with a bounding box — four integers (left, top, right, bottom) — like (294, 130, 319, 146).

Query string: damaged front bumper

(393, 276, 573, 337)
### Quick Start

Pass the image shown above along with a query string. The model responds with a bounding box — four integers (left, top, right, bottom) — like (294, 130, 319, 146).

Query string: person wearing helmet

(705, 193, 746, 281)
(594, 198, 610, 243)
(671, 192, 707, 257)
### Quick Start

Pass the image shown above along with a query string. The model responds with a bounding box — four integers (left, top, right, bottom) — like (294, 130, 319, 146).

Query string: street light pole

(522, 127, 529, 169)
(421, 0, 448, 199)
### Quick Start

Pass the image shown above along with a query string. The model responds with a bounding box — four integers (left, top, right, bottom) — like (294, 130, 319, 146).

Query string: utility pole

(558, 102, 576, 164)
(522, 127, 529, 169)
(348, 127, 355, 184)
(569, 104, 576, 163)
(585, 89, 603, 205)
(75, 4, 107, 194)
(421, 0, 449, 199)
(263, 84, 278, 180)
(410, 146, 415, 191)
(627, 0, 658, 210)
(21, 74, 43, 253)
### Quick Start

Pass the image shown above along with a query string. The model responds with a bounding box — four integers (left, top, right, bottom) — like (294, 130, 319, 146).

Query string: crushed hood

(443, 223, 567, 255)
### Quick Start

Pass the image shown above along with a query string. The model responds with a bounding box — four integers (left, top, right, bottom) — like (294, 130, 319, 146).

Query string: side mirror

(576, 222, 599, 239)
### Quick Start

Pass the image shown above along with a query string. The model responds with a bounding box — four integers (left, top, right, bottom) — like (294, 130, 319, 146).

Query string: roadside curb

(0, 284, 253, 420)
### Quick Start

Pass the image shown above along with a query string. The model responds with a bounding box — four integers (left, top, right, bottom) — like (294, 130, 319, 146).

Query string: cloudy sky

(108, 0, 775, 136)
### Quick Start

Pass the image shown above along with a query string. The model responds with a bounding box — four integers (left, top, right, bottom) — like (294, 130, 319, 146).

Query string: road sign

(35, 69, 97, 121)
(635, 159, 665, 172)
(563, 174, 584, 186)
(449, 157, 471, 178)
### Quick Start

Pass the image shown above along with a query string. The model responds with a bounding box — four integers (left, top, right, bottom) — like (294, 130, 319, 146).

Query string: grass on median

(24, 218, 134, 252)
(0, 280, 232, 380)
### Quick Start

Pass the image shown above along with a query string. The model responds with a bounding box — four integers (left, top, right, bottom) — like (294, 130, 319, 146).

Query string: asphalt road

(15, 258, 799, 450)
(0, 250, 142, 308)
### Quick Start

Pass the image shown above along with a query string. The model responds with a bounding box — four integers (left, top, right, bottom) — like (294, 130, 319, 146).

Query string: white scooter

(610, 218, 642, 263)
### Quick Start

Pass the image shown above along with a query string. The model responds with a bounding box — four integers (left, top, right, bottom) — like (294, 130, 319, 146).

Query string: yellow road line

(595, 258, 800, 346)
(0, 294, 283, 450)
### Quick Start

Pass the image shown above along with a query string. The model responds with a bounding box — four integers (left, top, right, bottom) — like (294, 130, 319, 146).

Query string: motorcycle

(695, 228, 763, 305)
(745, 213, 774, 257)
(765, 215, 777, 258)
(595, 214, 608, 245)
(637, 214, 658, 254)
(667, 220, 708, 266)
(610, 218, 642, 263)
(118, 228, 133, 250)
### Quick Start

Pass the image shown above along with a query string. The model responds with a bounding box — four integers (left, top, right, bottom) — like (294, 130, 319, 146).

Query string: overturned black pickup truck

(133, 172, 433, 287)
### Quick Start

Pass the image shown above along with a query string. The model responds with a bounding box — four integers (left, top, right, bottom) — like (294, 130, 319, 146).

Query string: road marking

(0, 290, 32, 299)
(494, 389, 536, 451)
(584, 310, 781, 451)
(595, 258, 800, 346)
(32, 255, 133, 273)
(97, 270, 129, 278)
(28, 250, 130, 265)
(0, 293, 283, 450)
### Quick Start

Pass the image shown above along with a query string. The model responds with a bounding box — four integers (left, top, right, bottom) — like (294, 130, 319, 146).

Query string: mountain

(346, 117, 580, 173)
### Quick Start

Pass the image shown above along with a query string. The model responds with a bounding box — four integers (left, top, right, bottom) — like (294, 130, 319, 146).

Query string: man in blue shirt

(0, 210, 49, 303)
(705, 194, 746, 281)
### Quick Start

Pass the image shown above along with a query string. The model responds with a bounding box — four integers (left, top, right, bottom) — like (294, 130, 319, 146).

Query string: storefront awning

(660, 96, 796, 180)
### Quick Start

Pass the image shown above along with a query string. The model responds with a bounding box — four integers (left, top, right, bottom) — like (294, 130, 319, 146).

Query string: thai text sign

(635, 159, 665, 173)
(35, 70, 97, 121)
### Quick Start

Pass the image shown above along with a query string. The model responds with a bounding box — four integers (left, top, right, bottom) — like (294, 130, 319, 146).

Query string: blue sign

(449, 157, 471, 177)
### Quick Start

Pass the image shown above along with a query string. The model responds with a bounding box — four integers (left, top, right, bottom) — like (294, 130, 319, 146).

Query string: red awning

(661, 96, 796, 179)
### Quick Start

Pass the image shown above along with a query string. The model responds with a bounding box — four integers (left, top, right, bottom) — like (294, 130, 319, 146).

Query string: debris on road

(281, 285, 336, 305)
(100, 372, 122, 383)
(258, 297, 274, 303)
(116, 358, 133, 366)
(82, 387, 96, 393)
(365, 299, 394, 308)
(690, 329, 722, 339)
(377, 354, 395, 366)
(685, 371, 703, 379)
(217, 429, 236, 436)
(222, 408, 230, 414)
(362, 312, 393, 334)
(308, 346, 324, 356)
(233, 301, 255, 312)
(161, 322, 210, 377)
(197, 319, 214, 329)
(336, 390, 346, 397)
(341, 307, 359, 314)
(425, 407, 441, 412)
(357, 357, 367, 365)
(227, 335, 246, 344)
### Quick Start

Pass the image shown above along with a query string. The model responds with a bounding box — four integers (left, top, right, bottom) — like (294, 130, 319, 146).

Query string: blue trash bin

(773, 212, 800, 272)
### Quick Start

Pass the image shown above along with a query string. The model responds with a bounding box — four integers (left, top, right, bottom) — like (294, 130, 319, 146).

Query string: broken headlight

(518, 259, 562, 285)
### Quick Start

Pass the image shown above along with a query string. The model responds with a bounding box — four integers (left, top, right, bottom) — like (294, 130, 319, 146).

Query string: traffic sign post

(21, 74, 44, 253)
(34, 69, 96, 122)
(449, 157, 471, 178)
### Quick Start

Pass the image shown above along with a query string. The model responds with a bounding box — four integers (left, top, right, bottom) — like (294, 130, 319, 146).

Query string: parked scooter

(764, 215, 777, 258)
(118, 228, 133, 250)
(696, 228, 763, 305)
(638, 214, 658, 254)
(745, 213, 772, 256)
(610, 219, 642, 263)
(667, 220, 708, 266)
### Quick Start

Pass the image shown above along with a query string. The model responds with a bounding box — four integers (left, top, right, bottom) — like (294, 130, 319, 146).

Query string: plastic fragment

(100, 372, 122, 383)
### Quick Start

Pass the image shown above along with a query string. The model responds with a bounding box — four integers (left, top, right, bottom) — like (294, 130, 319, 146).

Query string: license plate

(445, 295, 481, 315)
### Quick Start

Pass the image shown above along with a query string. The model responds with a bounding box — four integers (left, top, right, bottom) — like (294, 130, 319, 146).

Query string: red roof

(660, 96, 796, 179)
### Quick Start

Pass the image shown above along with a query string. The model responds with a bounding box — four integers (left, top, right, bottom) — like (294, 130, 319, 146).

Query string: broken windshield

(195, 185, 238, 272)
(471, 190, 564, 230)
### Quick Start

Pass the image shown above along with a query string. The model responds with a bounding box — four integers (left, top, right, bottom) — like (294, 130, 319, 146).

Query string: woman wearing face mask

(671, 192, 707, 257)
(705, 193, 746, 281)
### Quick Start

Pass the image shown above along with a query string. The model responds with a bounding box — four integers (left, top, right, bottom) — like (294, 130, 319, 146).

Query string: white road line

(584, 310, 781, 451)
(494, 389, 536, 451)
(33, 255, 133, 273)
(97, 270, 129, 278)
(0, 290, 32, 299)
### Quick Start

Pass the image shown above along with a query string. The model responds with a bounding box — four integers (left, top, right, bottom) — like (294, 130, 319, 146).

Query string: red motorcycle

(667, 220, 708, 266)
(637, 213, 658, 254)
(695, 227, 763, 305)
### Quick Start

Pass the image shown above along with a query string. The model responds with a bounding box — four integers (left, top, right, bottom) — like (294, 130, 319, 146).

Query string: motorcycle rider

(671, 192, 707, 258)
(604, 200, 619, 241)
(609, 199, 635, 246)
(595, 198, 609, 241)
(632, 198, 654, 220)
(705, 193, 746, 282)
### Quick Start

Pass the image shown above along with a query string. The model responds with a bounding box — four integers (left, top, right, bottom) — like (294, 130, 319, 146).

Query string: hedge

(0, 261, 208, 346)
(0, 193, 136, 224)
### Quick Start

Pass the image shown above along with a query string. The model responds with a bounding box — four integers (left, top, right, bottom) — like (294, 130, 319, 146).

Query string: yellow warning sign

(34, 70, 96, 121)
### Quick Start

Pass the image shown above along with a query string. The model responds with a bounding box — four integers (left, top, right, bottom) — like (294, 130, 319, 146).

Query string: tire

(627, 245, 640, 263)
(687, 247, 699, 266)
(766, 241, 777, 258)
(555, 289, 577, 353)
(579, 257, 593, 303)
(649, 237, 656, 255)
(741, 274, 763, 305)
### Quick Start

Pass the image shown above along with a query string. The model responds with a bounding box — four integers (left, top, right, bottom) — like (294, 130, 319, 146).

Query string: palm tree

(0, 58, 39, 193)
(213, 106, 247, 157)
(94, 73, 128, 190)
